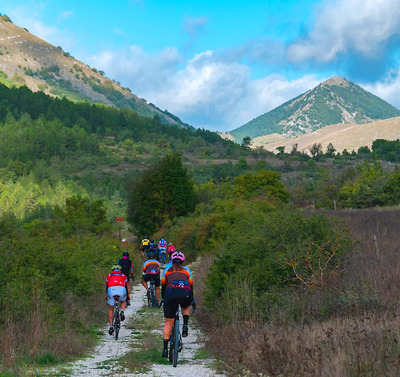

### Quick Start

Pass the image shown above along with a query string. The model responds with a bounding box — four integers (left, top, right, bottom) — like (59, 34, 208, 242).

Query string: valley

(1, 12, 400, 377)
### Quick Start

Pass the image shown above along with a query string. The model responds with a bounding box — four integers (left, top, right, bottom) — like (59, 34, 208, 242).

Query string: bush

(204, 207, 353, 323)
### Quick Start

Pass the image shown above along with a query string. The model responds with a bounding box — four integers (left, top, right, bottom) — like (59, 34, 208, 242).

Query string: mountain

(230, 76, 400, 142)
(252, 116, 400, 154)
(0, 15, 186, 126)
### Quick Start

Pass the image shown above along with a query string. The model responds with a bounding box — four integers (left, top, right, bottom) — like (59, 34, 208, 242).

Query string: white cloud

(288, 0, 400, 63)
(88, 46, 182, 93)
(7, 6, 75, 51)
(182, 15, 207, 39)
(363, 70, 400, 110)
(58, 10, 74, 22)
(89, 46, 320, 131)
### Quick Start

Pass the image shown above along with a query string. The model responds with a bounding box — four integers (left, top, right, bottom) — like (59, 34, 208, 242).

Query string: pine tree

(127, 152, 195, 236)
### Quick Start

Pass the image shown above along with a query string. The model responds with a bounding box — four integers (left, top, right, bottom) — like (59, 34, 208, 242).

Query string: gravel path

(51, 279, 224, 377)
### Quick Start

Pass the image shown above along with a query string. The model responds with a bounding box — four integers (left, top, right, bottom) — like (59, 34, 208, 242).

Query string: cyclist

(106, 265, 128, 335)
(148, 239, 159, 260)
(141, 251, 161, 302)
(117, 251, 134, 306)
(140, 236, 150, 258)
(167, 242, 176, 259)
(158, 237, 167, 264)
(161, 251, 194, 358)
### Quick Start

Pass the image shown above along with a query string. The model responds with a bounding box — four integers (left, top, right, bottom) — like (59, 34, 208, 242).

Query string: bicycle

(112, 295, 121, 340)
(159, 247, 166, 265)
(158, 299, 195, 367)
(147, 278, 158, 308)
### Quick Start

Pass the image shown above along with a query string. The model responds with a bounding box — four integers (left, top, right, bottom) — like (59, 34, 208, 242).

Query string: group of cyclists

(105, 236, 195, 360)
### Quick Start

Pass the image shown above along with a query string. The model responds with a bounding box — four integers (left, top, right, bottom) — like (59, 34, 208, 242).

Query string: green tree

(326, 143, 336, 157)
(127, 152, 195, 236)
(276, 146, 285, 155)
(234, 170, 289, 202)
(241, 136, 252, 148)
(309, 143, 323, 159)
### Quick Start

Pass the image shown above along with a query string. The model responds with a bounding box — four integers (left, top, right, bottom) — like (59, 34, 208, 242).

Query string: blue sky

(3, 0, 400, 131)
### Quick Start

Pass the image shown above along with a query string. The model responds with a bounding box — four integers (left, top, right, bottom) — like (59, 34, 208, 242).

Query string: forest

(1, 82, 400, 376)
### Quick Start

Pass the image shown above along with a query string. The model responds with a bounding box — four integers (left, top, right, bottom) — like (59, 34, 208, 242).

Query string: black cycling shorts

(163, 288, 193, 319)
(142, 274, 160, 287)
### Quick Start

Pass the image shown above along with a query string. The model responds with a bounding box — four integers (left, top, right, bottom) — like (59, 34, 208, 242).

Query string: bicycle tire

(114, 301, 120, 341)
(169, 323, 174, 363)
(172, 319, 180, 367)
(151, 285, 157, 308)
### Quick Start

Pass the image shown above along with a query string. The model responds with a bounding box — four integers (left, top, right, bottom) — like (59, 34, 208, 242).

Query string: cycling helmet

(169, 243, 173, 246)
(112, 264, 122, 271)
(150, 239, 154, 243)
(171, 251, 185, 264)
(121, 238, 127, 242)
(147, 251, 157, 260)
(143, 236, 148, 239)
(123, 251, 129, 257)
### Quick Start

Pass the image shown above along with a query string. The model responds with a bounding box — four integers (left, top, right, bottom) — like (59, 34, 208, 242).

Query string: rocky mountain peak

(322, 76, 350, 87)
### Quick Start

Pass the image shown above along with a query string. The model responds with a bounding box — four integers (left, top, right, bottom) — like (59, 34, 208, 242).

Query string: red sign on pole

(116, 216, 124, 222)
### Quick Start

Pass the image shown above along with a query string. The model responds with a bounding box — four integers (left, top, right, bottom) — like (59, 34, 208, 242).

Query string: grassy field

(195, 208, 400, 377)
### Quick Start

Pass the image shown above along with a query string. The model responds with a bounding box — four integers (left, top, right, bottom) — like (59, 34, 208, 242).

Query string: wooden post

(372, 234, 379, 258)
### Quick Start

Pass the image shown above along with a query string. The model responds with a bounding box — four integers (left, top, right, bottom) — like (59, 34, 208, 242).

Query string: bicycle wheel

(147, 289, 151, 308)
(151, 285, 157, 308)
(169, 323, 174, 363)
(114, 301, 120, 341)
(172, 319, 180, 367)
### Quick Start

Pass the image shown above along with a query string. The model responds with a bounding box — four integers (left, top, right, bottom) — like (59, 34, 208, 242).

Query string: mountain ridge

(230, 76, 400, 141)
(0, 16, 186, 126)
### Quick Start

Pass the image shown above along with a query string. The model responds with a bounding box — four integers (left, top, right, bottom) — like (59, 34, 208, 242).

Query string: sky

(3, 0, 400, 132)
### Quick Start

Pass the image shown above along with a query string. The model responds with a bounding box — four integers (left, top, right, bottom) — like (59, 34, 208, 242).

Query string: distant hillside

(0, 15, 186, 126)
(253, 116, 400, 154)
(230, 76, 400, 142)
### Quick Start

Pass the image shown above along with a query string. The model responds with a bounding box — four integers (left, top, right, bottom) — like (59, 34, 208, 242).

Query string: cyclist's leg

(162, 291, 179, 356)
(126, 280, 131, 301)
(141, 279, 148, 291)
(107, 288, 118, 325)
(119, 288, 127, 321)
(154, 275, 161, 301)
(180, 292, 193, 337)
(155, 286, 160, 301)
(107, 305, 114, 325)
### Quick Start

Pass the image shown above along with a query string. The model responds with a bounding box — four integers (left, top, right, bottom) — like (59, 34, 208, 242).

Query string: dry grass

(196, 208, 400, 377)
(252, 116, 400, 155)
(0, 289, 107, 369)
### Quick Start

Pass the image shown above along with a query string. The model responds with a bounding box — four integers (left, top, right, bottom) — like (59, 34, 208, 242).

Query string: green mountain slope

(0, 82, 244, 220)
(230, 76, 400, 141)
(0, 15, 187, 127)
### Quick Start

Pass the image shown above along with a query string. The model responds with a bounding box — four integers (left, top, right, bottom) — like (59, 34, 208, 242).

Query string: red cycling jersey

(167, 245, 176, 254)
(106, 272, 127, 287)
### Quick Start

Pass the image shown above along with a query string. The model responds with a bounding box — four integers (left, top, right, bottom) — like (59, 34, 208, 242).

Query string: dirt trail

(51, 277, 224, 376)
